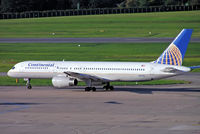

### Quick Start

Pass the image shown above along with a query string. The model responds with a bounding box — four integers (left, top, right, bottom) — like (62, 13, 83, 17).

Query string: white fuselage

(7, 61, 191, 82)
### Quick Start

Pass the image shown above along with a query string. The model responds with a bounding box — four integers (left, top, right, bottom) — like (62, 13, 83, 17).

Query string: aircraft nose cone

(7, 70, 13, 77)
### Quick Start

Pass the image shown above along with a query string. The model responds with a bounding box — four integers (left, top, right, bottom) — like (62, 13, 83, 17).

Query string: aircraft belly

(95, 73, 152, 82)
(152, 74, 176, 80)
(10, 72, 54, 79)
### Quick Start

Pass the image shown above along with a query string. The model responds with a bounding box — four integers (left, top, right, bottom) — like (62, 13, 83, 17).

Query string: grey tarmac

(0, 37, 200, 43)
(0, 73, 200, 134)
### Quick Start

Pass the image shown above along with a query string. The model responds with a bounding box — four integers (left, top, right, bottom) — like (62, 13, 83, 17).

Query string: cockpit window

(12, 67, 15, 69)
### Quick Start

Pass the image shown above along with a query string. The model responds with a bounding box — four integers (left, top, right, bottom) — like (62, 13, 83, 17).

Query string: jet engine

(52, 76, 78, 88)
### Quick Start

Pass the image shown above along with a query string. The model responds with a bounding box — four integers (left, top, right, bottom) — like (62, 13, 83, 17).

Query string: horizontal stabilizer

(190, 65, 200, 70)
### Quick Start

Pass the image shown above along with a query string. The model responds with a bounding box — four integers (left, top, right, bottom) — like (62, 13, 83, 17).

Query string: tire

(27, 85, 32, 89)
(110, 86, 114, 91)
(85, 87, 90, 92)
(103, 86, 110, 91)
(92, 87, 96, 92)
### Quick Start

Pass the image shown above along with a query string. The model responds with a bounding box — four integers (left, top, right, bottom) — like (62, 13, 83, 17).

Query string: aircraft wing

(64, 71, 110, 82)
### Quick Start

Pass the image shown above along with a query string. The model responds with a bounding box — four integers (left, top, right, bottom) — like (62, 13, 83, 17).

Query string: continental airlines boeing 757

(7, 29, 200, 91)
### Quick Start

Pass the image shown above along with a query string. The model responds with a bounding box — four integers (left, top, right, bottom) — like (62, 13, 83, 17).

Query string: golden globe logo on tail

(154, 43, 182, 66)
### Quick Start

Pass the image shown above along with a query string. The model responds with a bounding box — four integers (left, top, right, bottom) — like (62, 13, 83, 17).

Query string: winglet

(154, 29, 193, 66)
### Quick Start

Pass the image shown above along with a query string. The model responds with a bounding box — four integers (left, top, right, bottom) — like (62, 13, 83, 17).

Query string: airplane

(7, 29, 200, 91)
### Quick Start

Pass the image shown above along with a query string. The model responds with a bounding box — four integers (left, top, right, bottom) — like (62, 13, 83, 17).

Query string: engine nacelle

(52, 76, 78, 88)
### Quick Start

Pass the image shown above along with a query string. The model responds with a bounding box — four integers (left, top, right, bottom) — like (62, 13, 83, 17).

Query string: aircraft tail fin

(154, 29, 193, 66)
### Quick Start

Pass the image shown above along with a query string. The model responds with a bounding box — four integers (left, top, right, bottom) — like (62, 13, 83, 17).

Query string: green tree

(117, 1, 126, 8)
(45, 0, 58, 10)
(189, 0, 200, 5)
(148, 0, 164, 6)
(89, 0, 124, 8)
(164, 0, 191, 6)
(124, 0, 164, 7)
(1, 0, 14, 12)
(1, 0, 45, 12)
(14, 0, 31, 12)
(125, 0, 140, 7)
(139, 0, 148, 7)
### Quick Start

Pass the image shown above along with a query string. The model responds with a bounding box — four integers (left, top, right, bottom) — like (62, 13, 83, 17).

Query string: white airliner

(7, 29, 199, 91)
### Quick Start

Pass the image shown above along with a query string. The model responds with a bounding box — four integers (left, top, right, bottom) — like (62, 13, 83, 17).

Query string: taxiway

(0, 37, 200, 43)
(0, 81, 200, 134)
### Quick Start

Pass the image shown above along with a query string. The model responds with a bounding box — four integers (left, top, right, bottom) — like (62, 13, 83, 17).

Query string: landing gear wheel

(92, 87, 96, 92)
(103, 84, 114, 91)
(85, 87, 96, 92)
(103, 86, 109, 91)
(27, 84, 32, 89)
(110, 86, 114, 91)
(85, 87, 91, 92)
(26, 78, 32, 90)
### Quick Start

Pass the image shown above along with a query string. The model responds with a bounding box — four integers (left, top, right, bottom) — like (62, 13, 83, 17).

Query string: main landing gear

(26, 78, 32, 89)
(103, 82, 114, 91)
(85, 87, 96, 92)
(84, 82, 114, 92)
(85, 79, 96, 92)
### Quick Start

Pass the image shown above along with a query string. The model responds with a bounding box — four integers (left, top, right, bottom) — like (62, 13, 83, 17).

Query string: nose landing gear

(26, 78, 32, 89)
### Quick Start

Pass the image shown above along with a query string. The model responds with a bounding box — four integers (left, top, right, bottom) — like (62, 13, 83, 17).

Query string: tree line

(0, 0, 199, 12)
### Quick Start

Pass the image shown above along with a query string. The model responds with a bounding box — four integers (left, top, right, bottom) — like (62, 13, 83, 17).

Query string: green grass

(0, 76, 190, 86)
(0, 11, 199, 86)
(0, 11, 200, 38)
(1, 42, 200, 72)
